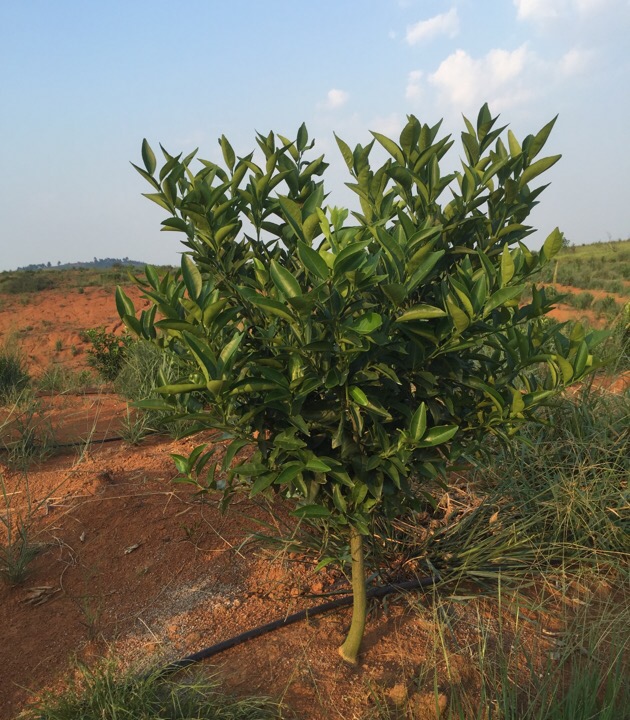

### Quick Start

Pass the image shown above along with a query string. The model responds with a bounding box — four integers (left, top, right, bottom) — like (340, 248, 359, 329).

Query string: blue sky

(1, 0, 628, 270)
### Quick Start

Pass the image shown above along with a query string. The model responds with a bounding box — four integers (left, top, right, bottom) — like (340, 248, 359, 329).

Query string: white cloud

(558, 47, 593, 75)
(406, 8, 459, 44)
(429, 45, 534, 111)
(405, 70, 423, 100)
(322, 89, 349, 110)
(514, 0, 565, 21)
(515, 0, 615, 21)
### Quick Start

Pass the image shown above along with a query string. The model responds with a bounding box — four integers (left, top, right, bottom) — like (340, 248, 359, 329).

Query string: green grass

(21, 660, 282, 720)
(537, 238, 630, 290)
(37, 365, 96, 394)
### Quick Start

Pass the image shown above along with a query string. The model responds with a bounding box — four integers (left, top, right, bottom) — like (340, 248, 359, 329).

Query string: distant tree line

(16, 257, 146, 271)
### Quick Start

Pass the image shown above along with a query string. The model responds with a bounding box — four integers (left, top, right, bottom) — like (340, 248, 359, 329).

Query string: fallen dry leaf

(22, 586, 60, 606)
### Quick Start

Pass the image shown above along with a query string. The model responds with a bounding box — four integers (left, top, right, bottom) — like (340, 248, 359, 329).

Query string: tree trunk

(338, 524, 367, 664)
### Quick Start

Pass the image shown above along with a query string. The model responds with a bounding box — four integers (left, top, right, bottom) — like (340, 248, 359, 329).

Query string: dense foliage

(119, 105, 601, 661)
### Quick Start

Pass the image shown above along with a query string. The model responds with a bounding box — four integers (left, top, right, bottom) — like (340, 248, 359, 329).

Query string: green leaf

(141, 139, 156, 175)
(218, 332, 243, 369)
(245, 292, 295, 322)
(115, 286, 135, 319)
(484, 285, 525, 315)
(406, 250, 445, 292)
(296, 122, 308, 152)
(334, 133, 354, 171)
(234, 462, 267, 477)
(181, 255, 202, 300)
(446, 296, 470, 333)
(157, 382, 206, 395)
(297, 241, 329, 280)
(507, 130, 521, 157)
(541, 228, 563, 262)
(203, 298, 229, 326)
(396, 305, 447, 322)
(500, 245, 515, 286)
(183, 331, 218, 382)
(351, 312, 382, 334)
(222, 438, 249, 471)
(370, 131, 405, 165)
(419, 424, 458, 446)
(349, 386, 369, 406)
(270, 259, 302, 298)
(278, 196, 305, 241)
(410, 402, 427, 441)
(519, 154, 561, 187)
(250, 473, 276, 497)
(553, 355, 574, 383)
(333, 242, 368, 275)
(527, 115, 558, 161)
(574, 340, 589, 377)
(303, 458, 331, 473)
(292, 504, 331, 519)
(332, 484, 347, 513)
(219, 134, 236, 171)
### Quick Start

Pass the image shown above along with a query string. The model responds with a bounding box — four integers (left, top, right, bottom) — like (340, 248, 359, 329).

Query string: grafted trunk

(338, 524, 367, 664)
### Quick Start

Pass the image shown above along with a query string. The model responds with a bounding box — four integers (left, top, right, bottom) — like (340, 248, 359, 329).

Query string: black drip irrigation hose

(158, 574, 440, 676)
(0, 430, 167, 454)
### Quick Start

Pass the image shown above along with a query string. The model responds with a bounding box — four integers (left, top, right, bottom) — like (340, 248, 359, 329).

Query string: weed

(21, 659, 281, 719)
(0, 340, 29, 404)
(0, 514, 42, 585)
(593, 296, 620, 317)
(115, 339, 190, 437)
(55, 339, 63, 352)
(38, 365, 75, 394)
(571, 291, 594, 310)
(0, 406, 43, 585)
(2, 391, 56, 469)
(82, 327, 132, 381)
(77, 286, 85, 294)
(119, 406, 152, 445)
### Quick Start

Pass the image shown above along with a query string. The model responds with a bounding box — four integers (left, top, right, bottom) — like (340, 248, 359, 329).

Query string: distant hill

(16, 258, 147, 271)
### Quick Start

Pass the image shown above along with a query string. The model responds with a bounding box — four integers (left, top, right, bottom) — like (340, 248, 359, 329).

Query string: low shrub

(0, 271, 57, 294)
(571, 291, 594, 309)
(593, 295, 620, 317)
(81, 327, 132, 381)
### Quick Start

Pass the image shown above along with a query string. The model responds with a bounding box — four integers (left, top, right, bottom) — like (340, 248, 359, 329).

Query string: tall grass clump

(22, 660, 281, 720)
(478, 387, 627, 561)
(0, 340, 30, 404)
(115, 340, 188, 441)
(369, 580, 629, 720)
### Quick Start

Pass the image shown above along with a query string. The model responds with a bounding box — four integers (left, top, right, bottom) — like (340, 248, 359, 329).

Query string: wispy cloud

(321, 88, 349, 110)
(405, 70, 423, 100)
(369, 113, 402, 137)
(514, 0, 564, 21)
(406, 8, 459, 45)
(558, 47, 594, 75)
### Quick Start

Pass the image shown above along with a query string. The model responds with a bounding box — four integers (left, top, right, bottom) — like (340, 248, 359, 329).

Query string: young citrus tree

(118, 105, 600, 663)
